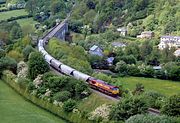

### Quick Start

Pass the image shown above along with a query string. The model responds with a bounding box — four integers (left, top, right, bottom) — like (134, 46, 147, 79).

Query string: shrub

(63, 99, 76, 112)
(75, 82, 90, 99)
(28, 52, 49, 79)
(109, 96, 148, 121)
(0, 56, 17, 73)
(42, 72, 56, 83)
(53, 91, 71, 102)
(17, 77, 31, 89)
(88, 104, 111, 122)
(7, 50, 24, 62)
(126, 114, 177, 123)
(132, 83, 144, 95)
(22, 45, 35, 61)
(161, 94, 180, 117)
(143, 91, 165, 109)
(0, 48, 5, 58)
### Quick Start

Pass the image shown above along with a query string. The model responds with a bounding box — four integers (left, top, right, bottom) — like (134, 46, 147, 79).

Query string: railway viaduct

(53, 22, 68, 40)
(45, 20, 68, 41)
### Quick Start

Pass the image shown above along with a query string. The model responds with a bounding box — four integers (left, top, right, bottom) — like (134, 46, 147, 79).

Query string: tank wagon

(38, 21, 120, 96)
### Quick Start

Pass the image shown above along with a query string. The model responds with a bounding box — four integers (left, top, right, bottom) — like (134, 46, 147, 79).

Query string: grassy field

(78, 93, 115, 113)
(17, 17, 37, 29)
(0, 9, 28, 21)
(0, 80, 66, 123)
(118, 77, 180, 96)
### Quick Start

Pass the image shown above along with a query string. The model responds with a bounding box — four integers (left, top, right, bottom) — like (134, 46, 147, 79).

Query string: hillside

(71, 0, 180, 36)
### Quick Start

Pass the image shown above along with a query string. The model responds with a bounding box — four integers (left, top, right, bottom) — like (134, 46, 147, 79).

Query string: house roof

(107, 57, 114, 63)
(153, 66, 162, 70)
(117, 27, 127, 32)
(112, 42, 126, 47)
(90, 45, 99, 51)
(161, 36, 180, 39)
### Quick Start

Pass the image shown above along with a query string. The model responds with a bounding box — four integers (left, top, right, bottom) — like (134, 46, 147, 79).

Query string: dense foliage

(126, 114, 177, 123)
(161, 94, 180, 117)
(71, 0, 180, 35)
(109, 96, 148, 121)
(47, 38, 92, 74)
(28, 52, 49, 79)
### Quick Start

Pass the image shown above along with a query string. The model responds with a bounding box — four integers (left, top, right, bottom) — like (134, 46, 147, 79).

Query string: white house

(137, 31, 154, 39)
(117, 27, 127, 36)
(158, 36, 180, 50)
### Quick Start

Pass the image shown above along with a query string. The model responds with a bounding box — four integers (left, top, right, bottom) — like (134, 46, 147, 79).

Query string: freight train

(38, 21, 119, 96)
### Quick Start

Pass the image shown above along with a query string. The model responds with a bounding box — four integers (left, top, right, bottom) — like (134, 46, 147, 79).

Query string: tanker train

(38, 21, 119, 96)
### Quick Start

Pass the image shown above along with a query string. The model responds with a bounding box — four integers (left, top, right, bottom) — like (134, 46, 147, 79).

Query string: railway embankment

(2, 70, 94, 123)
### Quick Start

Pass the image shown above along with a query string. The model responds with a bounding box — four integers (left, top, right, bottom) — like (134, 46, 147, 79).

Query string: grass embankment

(0, 9, 28, 21)
(17, 17, 37, 29)
(119, 77, 180, 96)
(0, 80, 66, 123)
(78, 93, 115, 113)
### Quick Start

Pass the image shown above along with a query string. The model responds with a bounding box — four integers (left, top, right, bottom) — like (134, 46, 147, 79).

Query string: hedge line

(2, 70, 92, 123)
(0, 7, 24, 12)
(0, 14, 32, 23)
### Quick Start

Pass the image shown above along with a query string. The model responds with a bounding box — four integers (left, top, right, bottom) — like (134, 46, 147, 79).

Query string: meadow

(17, 17, 37, 29)
(0, 80, 66, 123)
(118, 77, 180, 96)
(0, 9, 28, 21)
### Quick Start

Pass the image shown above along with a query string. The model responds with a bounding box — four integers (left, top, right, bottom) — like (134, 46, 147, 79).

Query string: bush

(53, 91, 71, 102)
(28, 52, 49, 79)
(161, 94, 180, 117)
(17, 77, 31, 89)
(0, 56, 17, 73)
(42, 71, 55, 82)
(126, 114, 177, 123)
(110, 96, 148, 121)
(22, 45, 35, 61)
(0, 48, 5, 58)
(63, 99, 76, 112)
(143, 91, 165, 109)
(7, 50, 24, 62)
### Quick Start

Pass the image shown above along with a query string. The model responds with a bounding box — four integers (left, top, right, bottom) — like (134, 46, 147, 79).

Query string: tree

(110, 96, 148, 121)
(28, 52, 49, 79)
(63, 99, 76, 112)
(51, 0, 65, 15)
(10, 25, 22, 40)
(86, 0, 96, 9)
(143, 91, 165, 109)
(0, 48, 5, 58)
(133, 83, 144, 95)
(22, 45, 35, 61)
(0, 56, 17, 74)
(115, 60, 128, 75)
(120, 55, 136, 64)
(53, 91, 71, 102)
(7, 50, 24, 62)
(161, 94, 180, 117)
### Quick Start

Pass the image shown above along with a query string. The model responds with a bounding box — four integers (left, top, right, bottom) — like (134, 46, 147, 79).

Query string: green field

(17, 17, 37, 29)
(0, 80, 66, 123)
(118, 77, 180, 96)
(0, 9, 28, 21)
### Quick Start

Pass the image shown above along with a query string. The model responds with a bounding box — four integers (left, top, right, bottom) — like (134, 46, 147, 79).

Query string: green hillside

(71, 0, 180, 35)
(0, 80, 66, 123)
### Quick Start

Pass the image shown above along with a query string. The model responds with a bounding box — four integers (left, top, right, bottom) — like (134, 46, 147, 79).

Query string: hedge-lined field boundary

(0, 14, 32, 24)
(2, 70, 92, 123)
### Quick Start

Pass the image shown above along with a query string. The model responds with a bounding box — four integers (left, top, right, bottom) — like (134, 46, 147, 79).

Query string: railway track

(38, 10, 161, 116)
